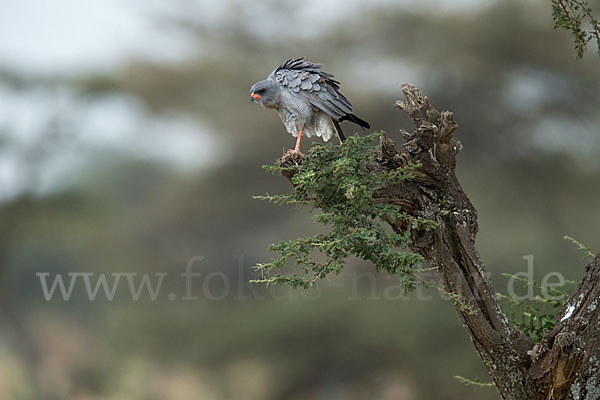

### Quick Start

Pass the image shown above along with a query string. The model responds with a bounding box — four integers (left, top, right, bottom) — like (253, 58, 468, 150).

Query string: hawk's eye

(256, 88, 266, 94)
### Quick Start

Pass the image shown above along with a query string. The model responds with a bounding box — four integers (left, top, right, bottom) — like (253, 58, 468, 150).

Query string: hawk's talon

(282, 149, 304, 160)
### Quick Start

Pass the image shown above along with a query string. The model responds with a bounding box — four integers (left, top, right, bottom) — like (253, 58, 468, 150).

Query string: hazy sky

(0, 0, 194, 74)
(0, 0, 491, 74)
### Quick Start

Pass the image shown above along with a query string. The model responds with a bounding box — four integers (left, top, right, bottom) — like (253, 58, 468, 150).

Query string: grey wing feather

(272, 57, 354, 120)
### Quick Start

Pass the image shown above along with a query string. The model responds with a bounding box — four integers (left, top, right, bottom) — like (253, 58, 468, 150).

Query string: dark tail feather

(332, 118, 345, 143)
(339, 113, 370, 130)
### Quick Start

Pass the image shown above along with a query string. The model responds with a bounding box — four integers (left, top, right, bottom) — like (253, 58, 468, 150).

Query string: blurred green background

(1, 0, 599, 399)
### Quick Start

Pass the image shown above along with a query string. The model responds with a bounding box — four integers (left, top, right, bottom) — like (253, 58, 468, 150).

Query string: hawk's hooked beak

(250, 92, 262, 102)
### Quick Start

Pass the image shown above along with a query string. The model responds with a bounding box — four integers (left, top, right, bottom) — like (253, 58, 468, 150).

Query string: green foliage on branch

(497, 274, 576, 342)
(497, 236, 593, 342)
(563, 235, 596, 259)
(453, 376, 495, 388)
(551, 0, 600, 58)
(253, 133, 435, 290)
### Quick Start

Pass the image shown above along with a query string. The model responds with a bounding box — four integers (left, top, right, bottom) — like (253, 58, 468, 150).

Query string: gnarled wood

(280, 84, 600, 399)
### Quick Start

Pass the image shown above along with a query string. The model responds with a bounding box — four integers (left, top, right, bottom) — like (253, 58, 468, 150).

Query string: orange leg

(283, 126, 305, 158)
(294, 128, 303, 153)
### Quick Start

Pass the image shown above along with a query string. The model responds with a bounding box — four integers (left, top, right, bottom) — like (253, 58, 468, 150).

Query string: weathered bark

(550, 256, 600, 400)
(281, 84, 600, 399)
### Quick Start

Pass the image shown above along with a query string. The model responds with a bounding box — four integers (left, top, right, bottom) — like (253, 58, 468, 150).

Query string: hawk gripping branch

(273, 84, 600, 399)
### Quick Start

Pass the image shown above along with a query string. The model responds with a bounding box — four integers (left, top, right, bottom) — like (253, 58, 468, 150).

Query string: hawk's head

(250, 79, 279, 109)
